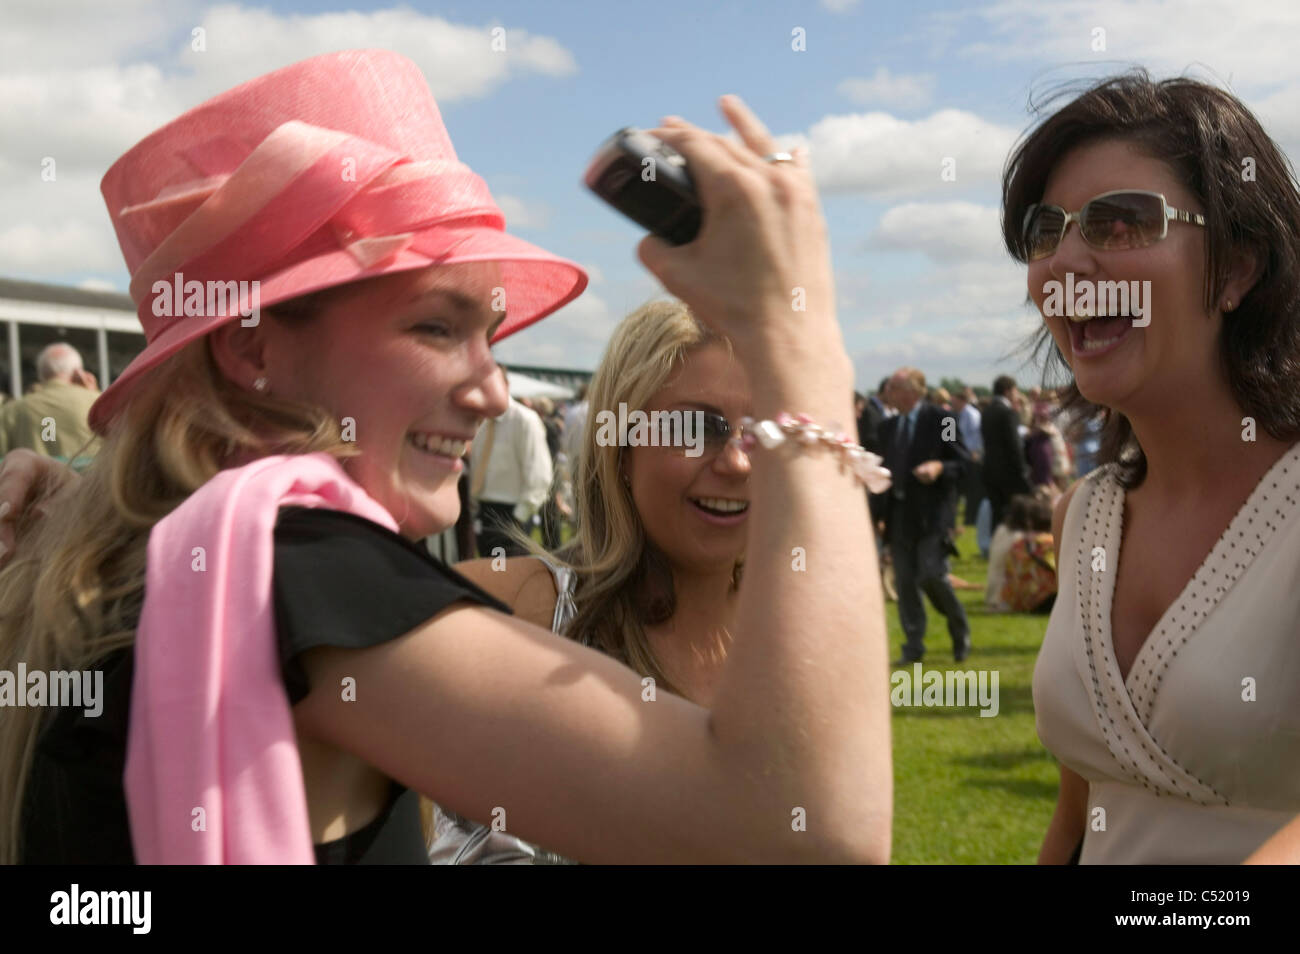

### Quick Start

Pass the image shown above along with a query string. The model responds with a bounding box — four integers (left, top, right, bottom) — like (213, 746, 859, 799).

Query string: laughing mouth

(1065, 309, 1138, 323)
(690, 497, 750, 516)
(407, 431, 469, 457)
(1068, 312, 1135, 351)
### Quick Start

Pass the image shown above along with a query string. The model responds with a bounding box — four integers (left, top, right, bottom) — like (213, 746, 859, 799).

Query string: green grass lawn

(888, 525, 1059, 864)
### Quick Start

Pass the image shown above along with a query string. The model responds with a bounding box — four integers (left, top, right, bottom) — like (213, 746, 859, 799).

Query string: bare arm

(453, 555, 558, 631)
(1244, 816, 1300, 863)
(1039, 764, 1088, 864)
(295, 98, 890, 864)
(1038, 480, 1086, 864)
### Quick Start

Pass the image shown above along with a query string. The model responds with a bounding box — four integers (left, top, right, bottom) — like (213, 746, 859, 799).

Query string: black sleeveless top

(19, 507, 510, 864)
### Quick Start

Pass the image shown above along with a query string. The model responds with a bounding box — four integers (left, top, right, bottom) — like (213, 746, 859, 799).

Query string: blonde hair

(0, 332, 355, 863)
(510, 299, 738, 694)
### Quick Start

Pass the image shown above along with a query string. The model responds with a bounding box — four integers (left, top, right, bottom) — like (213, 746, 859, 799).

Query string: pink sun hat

(91, 49, 588, 434)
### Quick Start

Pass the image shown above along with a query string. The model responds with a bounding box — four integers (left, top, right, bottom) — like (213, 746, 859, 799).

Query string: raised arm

(294, 97, 890, 864)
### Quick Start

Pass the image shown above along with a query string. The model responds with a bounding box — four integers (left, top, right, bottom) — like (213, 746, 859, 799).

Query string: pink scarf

(124, 453, 399, 864)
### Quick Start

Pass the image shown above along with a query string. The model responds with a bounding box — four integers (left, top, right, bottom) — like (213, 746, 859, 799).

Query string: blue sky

(5, 0, 1300, 391)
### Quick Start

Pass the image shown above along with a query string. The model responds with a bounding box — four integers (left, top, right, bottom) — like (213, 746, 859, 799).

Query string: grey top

(427, 556, 582, 864)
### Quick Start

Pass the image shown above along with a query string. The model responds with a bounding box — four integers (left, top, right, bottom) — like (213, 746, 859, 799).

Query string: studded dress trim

(1125, 448, 1300, 727)
(1072, 444, 1300, 808)
(1074, 466, 1224, 805)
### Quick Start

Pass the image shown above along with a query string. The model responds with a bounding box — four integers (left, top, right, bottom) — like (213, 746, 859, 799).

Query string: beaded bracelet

(731, 412, 893, 493)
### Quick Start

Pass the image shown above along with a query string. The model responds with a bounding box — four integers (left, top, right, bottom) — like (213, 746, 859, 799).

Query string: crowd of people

(853, 372, 1086, 633)
(7, 338, 1073, 656)
(2, 49, 1300, 868)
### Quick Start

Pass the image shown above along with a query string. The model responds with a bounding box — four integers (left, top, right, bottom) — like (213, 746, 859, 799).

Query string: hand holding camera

(585, 96, 848, 404)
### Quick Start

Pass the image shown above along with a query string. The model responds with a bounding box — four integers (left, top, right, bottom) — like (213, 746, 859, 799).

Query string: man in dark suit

(856, 378, 890, 455)
(872, 367, 973, 664)
(981, 375, 1032, 531)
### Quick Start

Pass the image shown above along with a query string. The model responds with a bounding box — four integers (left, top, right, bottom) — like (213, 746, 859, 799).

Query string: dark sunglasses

(701, 411, 742, 451)
(1021, 189, 1206, 262)
(660, 411, 746, 455)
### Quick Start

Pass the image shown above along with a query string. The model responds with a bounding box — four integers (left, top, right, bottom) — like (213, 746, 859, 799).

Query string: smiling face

(1027, 138, 1216, 412)
(624, 342, 752, 575)
(263, 262, 509, 539)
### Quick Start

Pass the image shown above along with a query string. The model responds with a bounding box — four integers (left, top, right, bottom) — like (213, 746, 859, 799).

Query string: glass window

(107, 331, 147, 386)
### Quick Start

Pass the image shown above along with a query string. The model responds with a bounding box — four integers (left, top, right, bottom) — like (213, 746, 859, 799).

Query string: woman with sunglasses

(1004, 71, 1300, 864)
(428, 298, 761, 861)
(0, 51, 893, 865)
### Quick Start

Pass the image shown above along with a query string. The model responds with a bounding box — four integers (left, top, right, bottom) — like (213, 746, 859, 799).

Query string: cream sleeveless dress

(1033, 442, 1300, 863)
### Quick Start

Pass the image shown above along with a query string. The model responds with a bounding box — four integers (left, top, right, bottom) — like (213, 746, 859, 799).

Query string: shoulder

(453, 555, 559, 630)
(273, 506, 509, 618)
(1052, 482, 1079, 557)
(1052, 467, 1112, 553)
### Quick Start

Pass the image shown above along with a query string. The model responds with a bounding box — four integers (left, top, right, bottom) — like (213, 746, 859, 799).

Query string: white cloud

(184, 6, 578, 107)
(0, 220, 123, 274)
(955, 0, 1300, 82)
(838, 68, 936, 111)
(865, 201, 1005, 263)
(931, 0, 1300, 196)
(853, 306, 915, 333)
(1247, 83, 1300, 160)
(77, 278, 120, 292)
(495, 194, 551, 231)
(851, 315, 1043, 389)
(0, 6, 579, 281)
(820, 0, 862, 12)
(782, 109, 1019, 198)
(0, 0, 195, 70)
(1, 64, 183, 175)
(494, 289, 616, 370)
(845, 259, 1039, 386)
(494, 269, 667, 370)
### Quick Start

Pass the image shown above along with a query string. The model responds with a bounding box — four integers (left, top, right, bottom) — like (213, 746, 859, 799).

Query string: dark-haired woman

(1004, 71, 1300, 864)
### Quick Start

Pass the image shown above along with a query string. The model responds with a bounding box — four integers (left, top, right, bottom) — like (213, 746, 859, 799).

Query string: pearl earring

(253, 376, 269, 392)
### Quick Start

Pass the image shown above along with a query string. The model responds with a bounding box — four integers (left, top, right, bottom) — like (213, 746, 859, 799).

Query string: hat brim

(88, 225, 588, 434)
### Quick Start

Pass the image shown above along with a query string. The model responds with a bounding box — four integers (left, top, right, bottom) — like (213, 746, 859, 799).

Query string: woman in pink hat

(0, 51, 890, 864)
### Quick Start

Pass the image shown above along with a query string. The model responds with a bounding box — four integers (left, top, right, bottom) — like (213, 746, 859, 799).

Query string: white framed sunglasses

(1021, 189, 1206, 262)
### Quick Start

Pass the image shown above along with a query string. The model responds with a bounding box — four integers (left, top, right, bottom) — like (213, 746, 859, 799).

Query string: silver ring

(763, 152, 796, 164)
